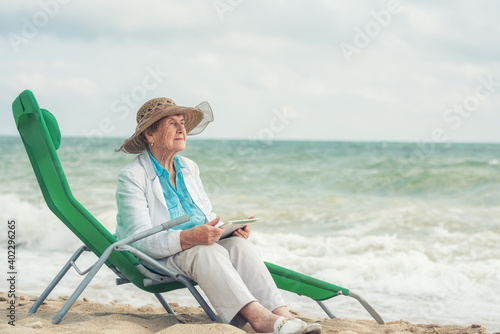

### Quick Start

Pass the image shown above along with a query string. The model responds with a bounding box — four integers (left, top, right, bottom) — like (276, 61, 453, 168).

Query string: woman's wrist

(180, 230, 195, 250)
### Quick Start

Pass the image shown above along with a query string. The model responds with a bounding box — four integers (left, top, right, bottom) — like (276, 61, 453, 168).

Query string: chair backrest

(12, 90, 151, 286)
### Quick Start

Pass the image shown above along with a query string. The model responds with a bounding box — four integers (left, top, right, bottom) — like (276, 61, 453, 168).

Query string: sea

(1, 136, 499, 332)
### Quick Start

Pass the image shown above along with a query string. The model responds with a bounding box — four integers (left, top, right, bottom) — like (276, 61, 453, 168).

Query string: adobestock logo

(7, 0, 72, 54)
(385, 73, 499, 186)
(111, 65, 169, 121)
(204, 106, 298, 196)
(339, 0, 402, 64)
(443, 74, 500, 129)
(59, 64, 169, 169)
(212, 0, 243, 21)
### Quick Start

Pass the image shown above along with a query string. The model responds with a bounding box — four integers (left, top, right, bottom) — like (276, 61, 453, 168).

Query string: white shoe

(273, 316, 307, 334)
(304, 322, 322, 334)
(289, 319, 322, 334)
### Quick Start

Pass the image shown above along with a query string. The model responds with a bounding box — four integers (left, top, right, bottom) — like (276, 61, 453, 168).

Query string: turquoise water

(1, 136, 500, 331)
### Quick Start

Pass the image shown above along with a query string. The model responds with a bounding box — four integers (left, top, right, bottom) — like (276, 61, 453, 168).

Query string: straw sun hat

(116, 97, 214, 154)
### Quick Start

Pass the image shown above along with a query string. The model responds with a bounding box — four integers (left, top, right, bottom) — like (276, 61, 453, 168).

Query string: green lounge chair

(12, 89, 384, 325)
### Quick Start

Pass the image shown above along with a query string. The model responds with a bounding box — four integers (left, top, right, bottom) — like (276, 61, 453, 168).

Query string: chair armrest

(114, 215, 189, 247)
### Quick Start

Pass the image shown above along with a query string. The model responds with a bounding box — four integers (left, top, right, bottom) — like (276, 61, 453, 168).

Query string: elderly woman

(115, 97, 321, 334)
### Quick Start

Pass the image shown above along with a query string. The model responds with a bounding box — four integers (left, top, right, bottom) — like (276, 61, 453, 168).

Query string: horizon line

(1, 134, 500, 146)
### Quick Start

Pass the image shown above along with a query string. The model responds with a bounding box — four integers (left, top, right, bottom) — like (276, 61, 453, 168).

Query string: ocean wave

(253, 229, 500, 329)
(1, 193, 116, 252)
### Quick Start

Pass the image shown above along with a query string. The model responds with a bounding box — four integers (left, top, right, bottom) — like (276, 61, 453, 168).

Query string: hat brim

(118, 105, 205, 154)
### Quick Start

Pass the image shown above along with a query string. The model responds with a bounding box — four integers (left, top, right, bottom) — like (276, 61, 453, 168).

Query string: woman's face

(147, 114, 187, 153)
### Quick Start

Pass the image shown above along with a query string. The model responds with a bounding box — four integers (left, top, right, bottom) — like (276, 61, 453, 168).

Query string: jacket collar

(139, 150, 186, 179)
(137, 150, 209, 217)
(137, 150, 168, 210)
(147, 150, 185, 178)
(138, 150, 157, 180)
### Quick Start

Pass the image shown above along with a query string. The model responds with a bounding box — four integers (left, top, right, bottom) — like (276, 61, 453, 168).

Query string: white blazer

(115, 150, 216, 259)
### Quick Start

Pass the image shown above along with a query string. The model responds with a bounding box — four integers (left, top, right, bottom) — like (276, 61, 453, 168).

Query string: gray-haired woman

(115, 97, 321, 334)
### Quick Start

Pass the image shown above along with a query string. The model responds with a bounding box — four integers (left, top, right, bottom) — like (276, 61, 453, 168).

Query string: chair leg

(116, 245, 222, 323)
(52, 245, 115, 324)
(348, 291, 385, 324)
(29, 245, 89, 314)
(175, 274, 221, 322)
(317, 300, 337, 319)
(154, 293, 176, 315)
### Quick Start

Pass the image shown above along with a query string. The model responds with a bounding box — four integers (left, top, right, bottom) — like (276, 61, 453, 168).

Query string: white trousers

(165, 237, 285, 327)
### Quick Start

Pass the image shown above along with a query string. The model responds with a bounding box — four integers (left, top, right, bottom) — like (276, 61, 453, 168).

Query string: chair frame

(14, 89, 384, 326)
(28, 215, 224, 324)
(29, 217, 384, 325)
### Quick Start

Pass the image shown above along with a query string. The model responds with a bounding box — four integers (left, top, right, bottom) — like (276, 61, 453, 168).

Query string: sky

(1, 0, 500, 143)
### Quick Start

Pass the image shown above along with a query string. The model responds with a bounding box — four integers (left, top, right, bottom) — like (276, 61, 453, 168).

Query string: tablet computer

(217, 218, 259, 239)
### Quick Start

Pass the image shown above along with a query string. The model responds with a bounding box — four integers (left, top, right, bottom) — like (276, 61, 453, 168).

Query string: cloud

(1, 0, 500, 142)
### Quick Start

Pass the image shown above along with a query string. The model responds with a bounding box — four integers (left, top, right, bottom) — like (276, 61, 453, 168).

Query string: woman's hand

(233, 216, 254, 239)
(180, 217, 223, 250)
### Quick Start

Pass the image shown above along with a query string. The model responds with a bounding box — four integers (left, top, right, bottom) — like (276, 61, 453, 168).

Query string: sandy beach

(0, 292, 492, 334)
